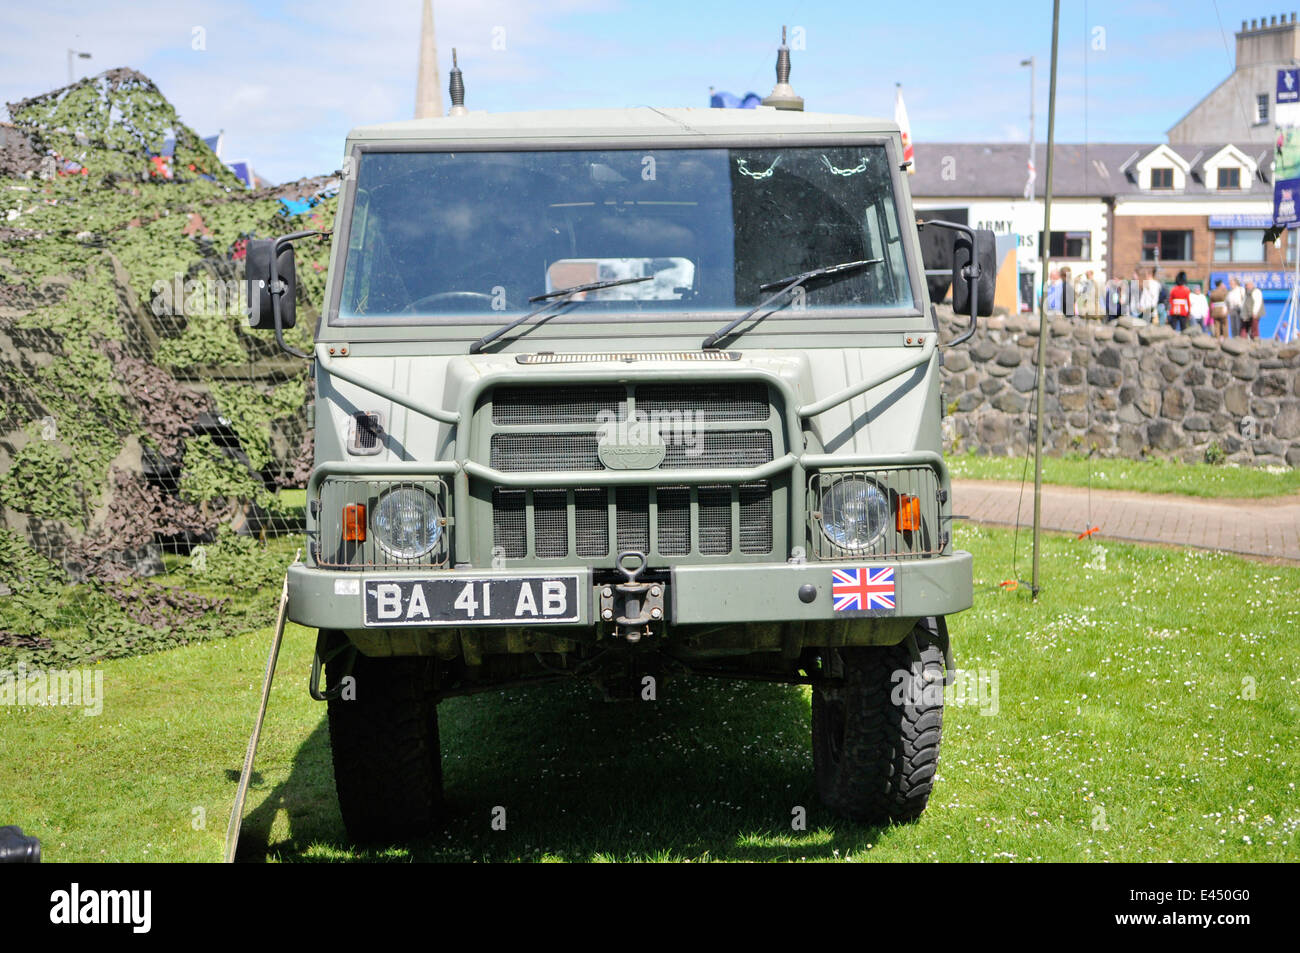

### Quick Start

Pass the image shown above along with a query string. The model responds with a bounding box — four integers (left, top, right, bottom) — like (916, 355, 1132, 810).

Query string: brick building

(909, 15, 1300, 335)
(912, 140, 1290, 327)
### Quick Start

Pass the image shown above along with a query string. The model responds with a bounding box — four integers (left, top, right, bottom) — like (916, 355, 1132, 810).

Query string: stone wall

(937, 308, 1300, 468)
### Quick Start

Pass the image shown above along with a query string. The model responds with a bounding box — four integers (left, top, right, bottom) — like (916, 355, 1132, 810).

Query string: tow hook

(601, 550, 665, 643)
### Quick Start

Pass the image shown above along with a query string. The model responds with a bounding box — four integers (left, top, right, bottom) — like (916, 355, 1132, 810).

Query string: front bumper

(286, 550, 972, 630)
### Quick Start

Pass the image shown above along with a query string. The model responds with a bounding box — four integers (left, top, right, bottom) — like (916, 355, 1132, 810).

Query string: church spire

(415, 0, 442, 118)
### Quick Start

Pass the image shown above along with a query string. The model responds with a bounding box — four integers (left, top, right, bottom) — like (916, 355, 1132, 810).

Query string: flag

(1024, 157, 1036, 200)
(894, 84, 914, 173)
(710, 90, 761, 109)
(831, 567, 896, 613)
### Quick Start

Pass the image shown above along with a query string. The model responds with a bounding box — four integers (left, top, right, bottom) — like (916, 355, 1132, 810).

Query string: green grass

(949, 450, 1300, 499)
(1, 523, 1296, 862)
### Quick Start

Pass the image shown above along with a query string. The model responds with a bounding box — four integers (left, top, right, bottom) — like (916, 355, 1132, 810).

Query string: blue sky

(0, 1, 1287, 183)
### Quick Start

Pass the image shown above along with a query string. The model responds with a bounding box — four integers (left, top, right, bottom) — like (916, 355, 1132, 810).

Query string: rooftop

(347, 107, 901, 142)
(910, 141, 1276, 198)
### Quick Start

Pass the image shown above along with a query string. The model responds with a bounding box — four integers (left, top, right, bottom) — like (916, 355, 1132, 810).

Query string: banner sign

(1208, 214, 1274, 229)
(1210, 270, 1296, 291)
(1273, 69, 1300, 226)
(1279, 68, 1300, 104)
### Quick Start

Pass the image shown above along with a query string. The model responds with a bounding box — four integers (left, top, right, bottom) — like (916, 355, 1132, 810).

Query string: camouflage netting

(0, 68, 335, 664)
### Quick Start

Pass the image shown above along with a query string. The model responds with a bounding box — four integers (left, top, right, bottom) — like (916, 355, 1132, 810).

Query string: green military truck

(247, 77, 994, 841)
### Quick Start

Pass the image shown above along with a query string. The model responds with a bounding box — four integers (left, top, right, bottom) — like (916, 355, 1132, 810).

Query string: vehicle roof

(347, 107, 900, 143)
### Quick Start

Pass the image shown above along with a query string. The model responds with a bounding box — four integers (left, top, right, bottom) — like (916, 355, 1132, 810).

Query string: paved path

(952, 479, 1300, 562)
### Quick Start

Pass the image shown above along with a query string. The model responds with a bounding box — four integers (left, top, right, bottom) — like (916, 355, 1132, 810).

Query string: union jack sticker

(831, 566, 897, 615)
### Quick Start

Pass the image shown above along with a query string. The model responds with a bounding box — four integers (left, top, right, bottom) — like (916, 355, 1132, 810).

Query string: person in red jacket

(1167, 271, 1192, 332)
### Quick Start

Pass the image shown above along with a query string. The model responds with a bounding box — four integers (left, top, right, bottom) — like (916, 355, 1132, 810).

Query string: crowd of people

(1040, 266, 1265, 340)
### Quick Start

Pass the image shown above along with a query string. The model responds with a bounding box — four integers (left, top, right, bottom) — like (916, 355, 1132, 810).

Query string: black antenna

(775, 25, 791, 85)
(448, 47, 467, 115)
(761, 26, 804, 111)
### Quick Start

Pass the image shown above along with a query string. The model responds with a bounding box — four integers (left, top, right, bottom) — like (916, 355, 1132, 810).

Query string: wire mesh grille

(533, 489, 568, 558)
(738, 482, 773, 554)
(615, 487, 651, 553)
(574, 488, 610, 557)
(656, 486, 691, 556)
(634, 383, 770, 420)
(698, 485, 733, 554)
(661, 431, 773, 468)
(491, 385, 625, 424)
(487, 481, 775, 561)
(490, 433, 603, 471)
(481, 380, 780, 562)
(492, 489, 528, 559)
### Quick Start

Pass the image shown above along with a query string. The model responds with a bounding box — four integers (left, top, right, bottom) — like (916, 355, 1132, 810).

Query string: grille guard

(311, 343, 947, 566)
(307, 450, 950, 568)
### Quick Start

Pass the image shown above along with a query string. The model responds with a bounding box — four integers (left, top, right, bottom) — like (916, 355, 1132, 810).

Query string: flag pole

(1031, 0, 1061, 599)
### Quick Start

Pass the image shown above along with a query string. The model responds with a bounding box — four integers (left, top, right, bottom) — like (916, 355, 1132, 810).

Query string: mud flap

(905, 615, 955, 687)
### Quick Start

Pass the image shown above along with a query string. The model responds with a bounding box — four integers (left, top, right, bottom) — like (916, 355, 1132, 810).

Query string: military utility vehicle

(247, 45, 994, 841)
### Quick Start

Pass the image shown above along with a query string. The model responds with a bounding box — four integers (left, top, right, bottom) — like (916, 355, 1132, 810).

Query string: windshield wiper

(700, 257, 881, 350)
(469, 274, 654, 354)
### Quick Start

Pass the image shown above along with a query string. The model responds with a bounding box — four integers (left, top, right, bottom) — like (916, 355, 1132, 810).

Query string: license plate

(363, 574, 583, 627)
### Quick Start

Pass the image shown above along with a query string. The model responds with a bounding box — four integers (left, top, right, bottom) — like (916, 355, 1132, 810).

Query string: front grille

(482, 381, 783, 565)
(493, 489, 527, 559)
(807, 467, 943, 560)
(492, 385, 625, 424)
(490, 482, 776, 562)
(698, 486, 732, 553)
(635, 383, 769, 420)
(534, 489, 568, 558)
(491, 429, 772, 472)
(316, 478, 451, 570)
(656, 486, 690, 555)
(739, 482, 773, 553)
(616, 487, 650, 552)
(574, 489, 609, 557)
(661, 430, 772, 468)
(491, 432, 603, 471)
(487, 382, 771, 428)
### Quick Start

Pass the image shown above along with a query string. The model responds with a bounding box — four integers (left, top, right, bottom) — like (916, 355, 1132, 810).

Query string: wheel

(325, 636, 444, 842)
(811, 618, 946, 824)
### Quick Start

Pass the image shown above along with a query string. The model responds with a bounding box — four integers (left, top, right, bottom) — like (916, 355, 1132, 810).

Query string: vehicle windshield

(337, 145, 914, 320)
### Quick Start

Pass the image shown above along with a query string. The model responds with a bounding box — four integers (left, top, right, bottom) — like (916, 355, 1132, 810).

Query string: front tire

(812, 619, 946, 824)
(325, 638, 443, 843)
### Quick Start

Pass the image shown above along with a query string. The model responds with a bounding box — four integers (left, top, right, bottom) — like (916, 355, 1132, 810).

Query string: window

(1213, 228, 1266, 262)
(1149, 167, 1174, 189)
(336, 145, 915, 320)
(1257, 93, 1270, 124)
(1217, 167, 1241, 189)
(1039, 230, 1091, 259)
(1141, 229, 1193, 262)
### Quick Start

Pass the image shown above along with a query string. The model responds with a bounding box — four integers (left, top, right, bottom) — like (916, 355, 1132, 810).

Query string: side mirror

(245, 238, 297, 330)
(918, 221, 957, 305)
(951, 228, 997, 318)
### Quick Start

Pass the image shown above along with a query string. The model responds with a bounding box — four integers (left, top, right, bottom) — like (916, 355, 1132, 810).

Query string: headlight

(819, 478, 889, 550)
(372, 487, 442, 559)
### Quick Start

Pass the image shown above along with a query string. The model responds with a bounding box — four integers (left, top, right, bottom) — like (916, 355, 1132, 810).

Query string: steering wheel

(399, 290, 496, 314)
